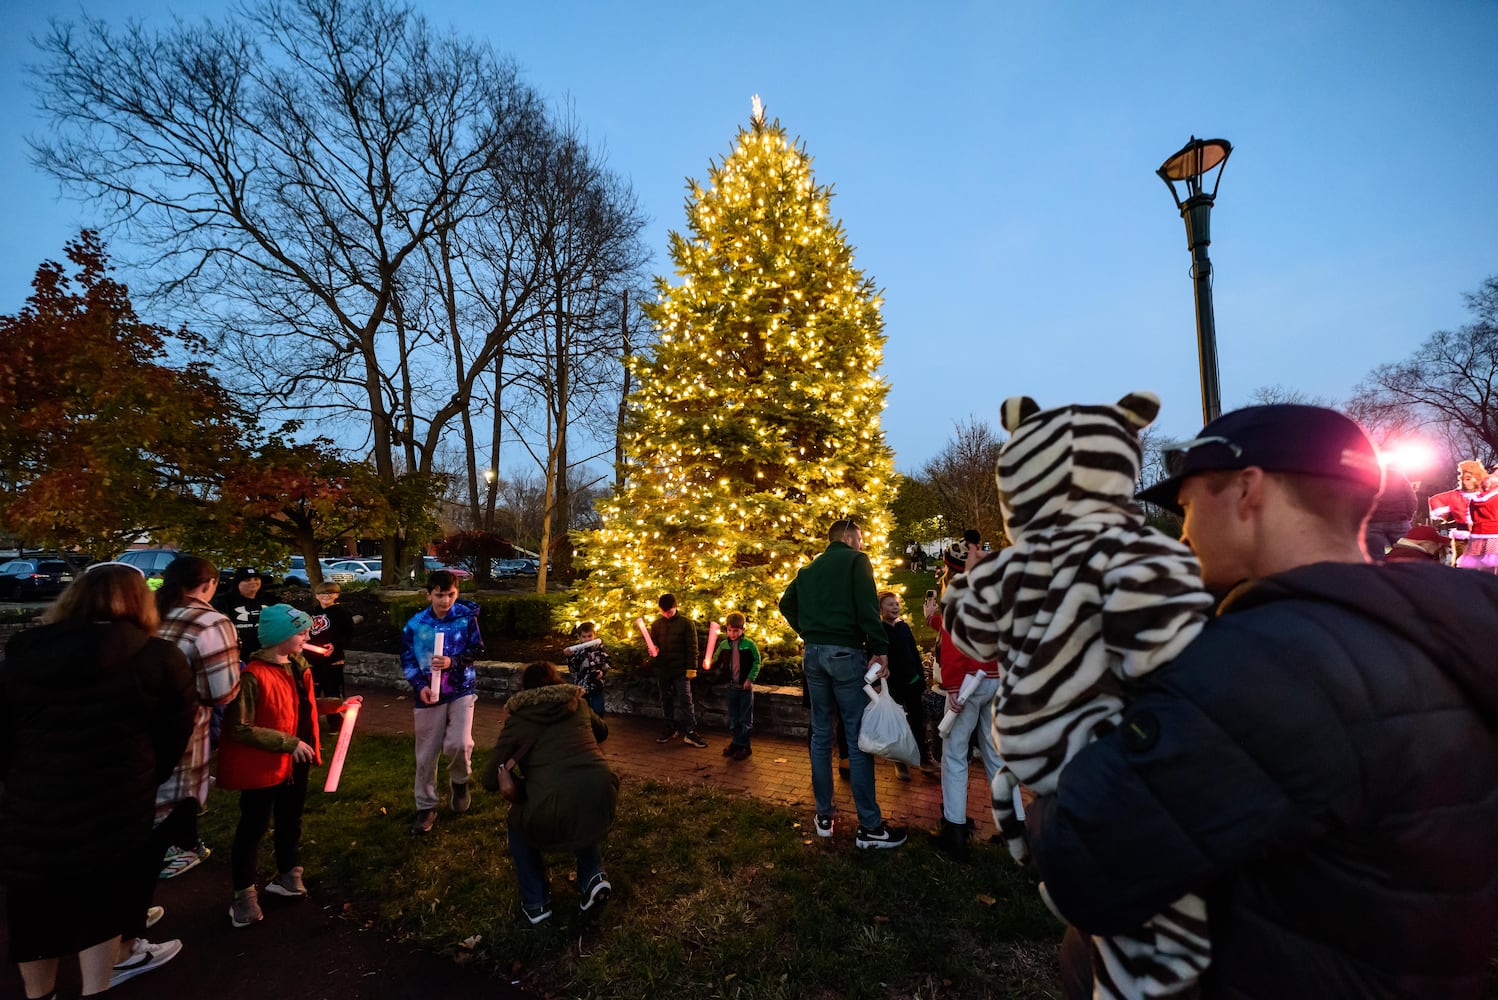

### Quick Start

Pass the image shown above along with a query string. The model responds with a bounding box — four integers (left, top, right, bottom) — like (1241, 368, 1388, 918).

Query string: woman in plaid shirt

(112, 556, 241, 987)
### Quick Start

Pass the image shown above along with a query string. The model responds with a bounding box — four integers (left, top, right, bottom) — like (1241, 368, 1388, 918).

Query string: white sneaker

(110, 937, 182, 987)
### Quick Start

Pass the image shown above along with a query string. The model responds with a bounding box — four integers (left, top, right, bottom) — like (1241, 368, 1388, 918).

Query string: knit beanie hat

(259, 604, 313, 648)
(1459, 460, 1488, 482)
(943, 540, 969, 573)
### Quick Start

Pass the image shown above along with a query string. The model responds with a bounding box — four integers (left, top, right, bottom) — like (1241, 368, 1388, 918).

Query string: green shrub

(386, 591, 572, 639)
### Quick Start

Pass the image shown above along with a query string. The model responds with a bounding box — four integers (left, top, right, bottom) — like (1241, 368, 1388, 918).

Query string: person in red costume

(1459, 463, 1498, 572)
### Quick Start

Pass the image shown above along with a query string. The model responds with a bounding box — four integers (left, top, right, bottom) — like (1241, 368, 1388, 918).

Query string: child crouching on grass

(712, 612, 760, 760)
(218, 604, 360, 928)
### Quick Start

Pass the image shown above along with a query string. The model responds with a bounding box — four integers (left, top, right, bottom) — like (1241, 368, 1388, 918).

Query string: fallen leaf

(773, 757, 788, 763)
(976, 894, 996, 906)
(873, 915, 890, 924)
(764, 862, 774, 869)
(803, 839, 813, 845)
(460, 935, 482, 949)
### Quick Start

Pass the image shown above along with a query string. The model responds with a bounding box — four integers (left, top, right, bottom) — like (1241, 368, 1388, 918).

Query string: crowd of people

(7, 401, 1498, 997)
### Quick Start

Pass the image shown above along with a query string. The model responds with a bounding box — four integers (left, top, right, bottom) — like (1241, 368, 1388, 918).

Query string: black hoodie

(1027, 560, 1498, 999)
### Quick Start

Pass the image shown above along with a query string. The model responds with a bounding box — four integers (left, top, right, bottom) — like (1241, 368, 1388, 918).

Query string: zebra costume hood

(945, 391, 1216, 1000)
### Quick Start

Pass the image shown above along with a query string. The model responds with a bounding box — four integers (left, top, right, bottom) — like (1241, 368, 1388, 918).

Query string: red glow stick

(702, 621, 721, 671)
(635, 617, 658, 657)
(322, 701, 361, 792)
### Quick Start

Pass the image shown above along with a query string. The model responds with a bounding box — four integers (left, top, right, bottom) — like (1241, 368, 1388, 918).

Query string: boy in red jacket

(218, 605, 359, 928)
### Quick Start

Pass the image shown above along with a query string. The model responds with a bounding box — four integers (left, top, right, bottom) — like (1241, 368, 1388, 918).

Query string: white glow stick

(322, 702, 361, 792)
(429, 632, 444, 700)
(701, 621, 721, 671)
(635, 617, 658, 657)
(563, 637, 603, 656)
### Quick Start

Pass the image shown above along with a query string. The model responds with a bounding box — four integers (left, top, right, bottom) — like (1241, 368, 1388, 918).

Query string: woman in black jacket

(0, 564, 194, 998)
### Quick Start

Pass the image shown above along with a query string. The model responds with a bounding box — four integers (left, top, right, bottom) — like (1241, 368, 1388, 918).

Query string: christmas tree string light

(570, 96, 899, 651)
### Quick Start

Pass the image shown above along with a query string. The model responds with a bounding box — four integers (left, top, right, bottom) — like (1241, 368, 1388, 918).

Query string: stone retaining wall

(345, 650, 811, 739)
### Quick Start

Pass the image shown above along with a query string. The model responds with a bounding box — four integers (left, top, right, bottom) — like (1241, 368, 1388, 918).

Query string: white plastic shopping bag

(857, 682, 921, 766)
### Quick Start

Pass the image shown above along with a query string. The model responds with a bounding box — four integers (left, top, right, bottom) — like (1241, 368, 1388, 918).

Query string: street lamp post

(1157, 136, 1233, 425)
(482, 468, 497, 533)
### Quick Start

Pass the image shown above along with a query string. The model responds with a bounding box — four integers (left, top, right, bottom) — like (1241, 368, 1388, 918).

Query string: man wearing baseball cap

(1024, 404, 1498, 997)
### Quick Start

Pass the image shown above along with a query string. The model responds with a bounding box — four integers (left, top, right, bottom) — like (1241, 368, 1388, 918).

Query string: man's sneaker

(579, 873, 612, 912)
(410, 809, 436, 835)
(451, 781, 471, 814)
(145, 905, 164, 928)
(110, 937, 182, 987)
(192, 840, 212, 862)
(229, 887, 263, 928)
(682, 732, 708, 748)
(855, 823, 908, 850)
(721, 745, 735, 757)
(264, 866, 307, 898)
(814, 814, 834, 838)
(731, 746, 752, 761)
(656, 728, 679, 743)
(521, 902, 552, 925)
(158, 846, 202, 880)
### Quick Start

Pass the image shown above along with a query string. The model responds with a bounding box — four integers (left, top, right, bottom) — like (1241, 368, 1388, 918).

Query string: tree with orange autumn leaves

(0, 233, 396, 565)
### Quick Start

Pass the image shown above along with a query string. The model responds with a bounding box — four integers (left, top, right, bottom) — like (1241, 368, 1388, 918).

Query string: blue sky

(3, 1, 1496, 473)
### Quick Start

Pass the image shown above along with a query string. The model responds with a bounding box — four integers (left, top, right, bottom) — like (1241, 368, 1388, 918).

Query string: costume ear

(1116, 391, 1161, 430)
(1000, 396, 1040, 432)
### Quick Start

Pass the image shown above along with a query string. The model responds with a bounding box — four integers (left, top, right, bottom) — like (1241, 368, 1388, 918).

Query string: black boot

(936, 818, 970, 861)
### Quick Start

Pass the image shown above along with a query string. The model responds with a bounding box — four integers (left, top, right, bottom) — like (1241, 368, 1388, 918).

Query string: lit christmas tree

(572, 97, 898, 651)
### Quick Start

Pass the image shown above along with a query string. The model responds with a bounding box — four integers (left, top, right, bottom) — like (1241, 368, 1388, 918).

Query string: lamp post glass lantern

(1157, 136, 1232, 425)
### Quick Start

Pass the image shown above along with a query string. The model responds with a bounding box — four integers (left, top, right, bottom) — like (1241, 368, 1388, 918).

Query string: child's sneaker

(409, 809, 436, 835)
(264, 866, 307, 898)
(451, 781, 471, 814)
(229, 887, 263, 928)
(855, 822, 908, 850)
(109, 937, 182, 987)
(158, 846, 202, 880)
(814, 814, 834, 838)
(682, 731, 708, 748)
(579, 873, 612, 912)
(521, 902, 552, 925)
(655, 727, 679, 743)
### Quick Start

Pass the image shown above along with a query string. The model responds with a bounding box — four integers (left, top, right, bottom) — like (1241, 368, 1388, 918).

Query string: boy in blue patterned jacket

(400, 571, 484, 835)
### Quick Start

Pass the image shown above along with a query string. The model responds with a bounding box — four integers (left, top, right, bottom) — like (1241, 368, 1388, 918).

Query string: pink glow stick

(429, 632, 444, 700)
(635, 617, 658, 657)
(702, 621, 721, 671)
(322, 702, 361, 792)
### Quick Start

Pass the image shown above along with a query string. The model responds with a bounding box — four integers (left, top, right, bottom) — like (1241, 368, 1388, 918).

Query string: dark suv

(113, 548, 182, 585)
(0, 558, 76, 601)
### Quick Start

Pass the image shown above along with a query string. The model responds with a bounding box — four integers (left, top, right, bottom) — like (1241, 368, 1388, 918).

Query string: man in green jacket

(779, 519, 906, 849)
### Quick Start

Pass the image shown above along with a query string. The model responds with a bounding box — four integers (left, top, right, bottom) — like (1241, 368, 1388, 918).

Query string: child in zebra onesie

(943, 391, 1215, 999)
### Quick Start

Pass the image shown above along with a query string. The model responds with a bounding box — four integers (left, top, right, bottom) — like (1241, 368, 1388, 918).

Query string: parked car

(411, 555, 471, 582)
(493, 558, 539, 576)
(0, 558, 76, 601)
(284, 556, 338, 586)
(113, 548, 182, 584)
(325, 559, 382, 584)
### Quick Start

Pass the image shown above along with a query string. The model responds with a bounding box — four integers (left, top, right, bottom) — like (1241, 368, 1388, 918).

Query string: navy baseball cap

(1138, 404, 1383, 516)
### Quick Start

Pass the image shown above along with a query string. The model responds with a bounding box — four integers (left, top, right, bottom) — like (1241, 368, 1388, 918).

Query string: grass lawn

(204, 733, 1064, 998)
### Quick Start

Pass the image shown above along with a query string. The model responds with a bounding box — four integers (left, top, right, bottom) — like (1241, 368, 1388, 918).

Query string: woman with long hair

(0, 564, 195, 999)
(482, 661, 619, 925)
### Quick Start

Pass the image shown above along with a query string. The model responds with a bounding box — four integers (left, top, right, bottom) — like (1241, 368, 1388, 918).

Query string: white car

(325, 559, 382, 584)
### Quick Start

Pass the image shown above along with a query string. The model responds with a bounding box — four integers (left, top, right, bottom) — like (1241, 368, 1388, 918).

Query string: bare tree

(504, 115, 649, 589)
(1349, 276, 1498, 464)
(921, 417, 1006, 545)
(29, 0, 552, 581)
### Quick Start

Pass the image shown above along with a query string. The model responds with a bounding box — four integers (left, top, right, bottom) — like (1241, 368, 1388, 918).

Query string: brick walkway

(347, 683, 999, 838)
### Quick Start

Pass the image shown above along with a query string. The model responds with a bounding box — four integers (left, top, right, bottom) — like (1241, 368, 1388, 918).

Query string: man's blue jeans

(803, 643, 882, 830)
(507, 827, 604, 911)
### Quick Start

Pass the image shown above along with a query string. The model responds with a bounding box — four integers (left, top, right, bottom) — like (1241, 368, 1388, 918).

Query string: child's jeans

(232, 762, 309, 890)
(726, 685, 753, 748)
(584, 687, 605, 716)
(507, 828, 604, 910)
